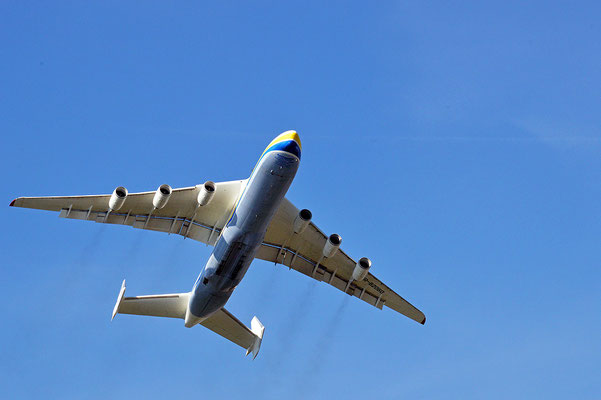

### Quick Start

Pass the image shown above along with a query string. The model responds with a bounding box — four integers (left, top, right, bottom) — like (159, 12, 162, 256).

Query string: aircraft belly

(190, 151, 299, 319)
(188, 290, 228, 320)
(236, 156, 298, 232)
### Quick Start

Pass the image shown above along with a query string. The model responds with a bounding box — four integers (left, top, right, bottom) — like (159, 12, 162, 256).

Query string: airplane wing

(256, 198, 426, 325)
(10, 180, 245, 246)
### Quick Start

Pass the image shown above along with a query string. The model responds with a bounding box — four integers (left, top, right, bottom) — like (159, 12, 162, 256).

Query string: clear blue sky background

(2, 2, 600, 399)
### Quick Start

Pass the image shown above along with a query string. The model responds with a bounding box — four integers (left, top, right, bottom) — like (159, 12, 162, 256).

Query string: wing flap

(257, 243, 382, 309)
(57, 206, 221, 244)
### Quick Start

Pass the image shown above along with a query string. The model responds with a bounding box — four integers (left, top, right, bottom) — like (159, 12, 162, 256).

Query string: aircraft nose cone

(263, 130, 302, 160)
(274, 130, 301, 150)
(286, 130, 301, 149)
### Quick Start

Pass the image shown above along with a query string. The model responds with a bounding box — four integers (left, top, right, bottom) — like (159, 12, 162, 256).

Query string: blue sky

(2, 1, 600, 398)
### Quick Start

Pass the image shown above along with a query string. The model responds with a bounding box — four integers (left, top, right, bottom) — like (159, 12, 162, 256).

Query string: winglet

(111, 280, 127, 321)
(9, 199, 16, 207)
(246, 316, 265, 360)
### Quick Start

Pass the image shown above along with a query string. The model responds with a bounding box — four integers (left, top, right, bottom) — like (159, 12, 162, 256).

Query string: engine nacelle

(109, 186, 128, 211)
(293, 209, 312, 234)
(197, 181, 216, 206)
(323, 234, 342, 258)
(352, 257, 371, 281)
(152, 184, 172, 209)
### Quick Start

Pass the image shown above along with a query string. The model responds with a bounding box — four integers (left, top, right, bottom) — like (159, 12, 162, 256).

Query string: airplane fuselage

(185, 134, 301, 327)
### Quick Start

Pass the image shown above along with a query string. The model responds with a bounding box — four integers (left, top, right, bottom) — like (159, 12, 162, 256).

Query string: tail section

(111, 280, 265, 358)
(111, 280, 127, 320)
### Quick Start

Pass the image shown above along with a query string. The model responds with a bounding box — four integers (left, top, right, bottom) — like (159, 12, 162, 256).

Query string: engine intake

(293, 209, 312, 234)
(322, 233, 342, 258)
(197, 181, 216, 206)
(109, 186, 128, 211)
(352, 257, 371, 281)
(153, 184, 172, 209)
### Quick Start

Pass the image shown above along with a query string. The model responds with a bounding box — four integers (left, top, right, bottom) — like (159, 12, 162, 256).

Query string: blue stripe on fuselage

(264, 139, 301, 160)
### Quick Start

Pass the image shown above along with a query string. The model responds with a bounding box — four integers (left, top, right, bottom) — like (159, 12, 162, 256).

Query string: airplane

(9, 130, 425, 358)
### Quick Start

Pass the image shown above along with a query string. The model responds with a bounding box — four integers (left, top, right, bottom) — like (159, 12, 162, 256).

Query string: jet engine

(152, 184, 172, 209)
(197, 181, 216, 206)
(352, 257, 371, 281)
(293, 209, 312, 234)
(322, 233, 342, 258)
(109, 186, 128, 211)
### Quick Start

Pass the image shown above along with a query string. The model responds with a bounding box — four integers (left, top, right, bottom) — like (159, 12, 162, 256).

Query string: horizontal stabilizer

(111, 280, 190, 320)
(111, 282, 265, 358)
(201, 309, 265, 359)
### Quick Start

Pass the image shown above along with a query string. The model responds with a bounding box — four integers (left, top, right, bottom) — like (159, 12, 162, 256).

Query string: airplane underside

(10, 130, 425, 359)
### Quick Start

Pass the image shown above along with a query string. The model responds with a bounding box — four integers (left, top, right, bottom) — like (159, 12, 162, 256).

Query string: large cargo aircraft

(10, 130, 425, 358)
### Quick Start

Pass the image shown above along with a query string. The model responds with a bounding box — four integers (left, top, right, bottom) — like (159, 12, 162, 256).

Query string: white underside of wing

(258, 197, 426, 324)
(10, 180, 245, 246)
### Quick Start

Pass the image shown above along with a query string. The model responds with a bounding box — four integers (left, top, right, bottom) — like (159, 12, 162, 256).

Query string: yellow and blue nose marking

(262, 130, 302, 160)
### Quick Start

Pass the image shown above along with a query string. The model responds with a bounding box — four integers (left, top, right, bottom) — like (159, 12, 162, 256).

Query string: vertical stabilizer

(249, 316, 265, 359)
